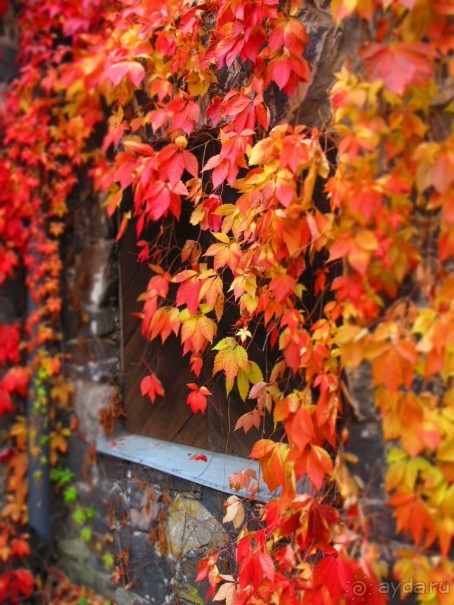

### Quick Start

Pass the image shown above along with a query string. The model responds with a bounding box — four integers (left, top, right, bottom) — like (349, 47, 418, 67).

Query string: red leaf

(13, 569, 34, 598)
(186, 383, 212, 414)
(188, 453, 208, 462)
(258, 551, 275, 582)
(1, 367, 29, 397)
(269, 274, 296, 303)
(0, 447, 16, 463)
(312, 554, 356, 604)
(157, 145, 184, 184)
(190, 353, 203, 377)
(140, 373, 165, 404)
(269, 58, 291, 90)
(176, 275, 202, 315)
(2, 569, 35, 603)
(212, 161, 230, 188)
(0, 573, 10, 603)
(10, 538, 30, 559)
(0, 1, 9, 17)
(168, 95, 200, 135)
(361, 42, 433, 95)
(306, 445, 333, 491)
(0, 387, 13, 417)
(147, 307, 180, 343)
(0, 324, 20, 364)
(183, 150, 198, 177)
(104, 61, 145, 88)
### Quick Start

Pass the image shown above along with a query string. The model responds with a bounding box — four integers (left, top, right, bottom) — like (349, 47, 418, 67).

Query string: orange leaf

(250, 440, 287, 492)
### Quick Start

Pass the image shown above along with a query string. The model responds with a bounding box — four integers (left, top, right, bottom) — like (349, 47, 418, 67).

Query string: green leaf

(73, 507, 86, 525)
(64, 486, 78, 503)
(81, 527, 92, 542)
(213, 336, 235, 351)
(50, 468, 75, 485)
(86, 506, 95, 520)
(386, 448, 408, 464)
(103, 552, 114, 569)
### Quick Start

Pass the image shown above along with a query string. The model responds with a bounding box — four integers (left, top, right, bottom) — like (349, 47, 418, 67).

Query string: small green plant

(73, 506, 95, 542)
(50, 468, 74, 485)
(51, 467, 78, 503)
(102, 552, 114, 570)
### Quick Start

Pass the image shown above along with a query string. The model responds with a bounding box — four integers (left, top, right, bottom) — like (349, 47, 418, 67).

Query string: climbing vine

(0, 0, 452, 603)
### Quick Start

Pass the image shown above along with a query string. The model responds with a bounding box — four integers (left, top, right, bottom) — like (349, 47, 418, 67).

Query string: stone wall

(55, 454, 230, 605)
(56, 186, 236, 605)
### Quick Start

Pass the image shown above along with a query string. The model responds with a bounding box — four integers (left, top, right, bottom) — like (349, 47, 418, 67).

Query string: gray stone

(113, 588, 149, 605)
(274, 3, 345, 128)
(0, 295, 19, 324)
(57, 537, 92, 561)
(202, 487, 225, 518)
(65, 337, 119, 365)
(56, 536, 113, 596)
(58, 558, 112, 596)
(123, 531, 175, 601)
(88, 307, 116, 337)
(166, 495, 226, 559)
(74, 381, 115, 441)
(79, 242, 116, 307)
(179, 555, 204, 586)
(173, 582, 204, 605)
(130, 492, 159, 531)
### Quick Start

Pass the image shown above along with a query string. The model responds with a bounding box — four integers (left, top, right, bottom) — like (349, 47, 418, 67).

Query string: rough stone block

(74, 381, 115, 441)
(113, 588, 149, 605)
(122, 531, 175, 602)
(166, 495, 226, 559)
(129, 491, 159, 532)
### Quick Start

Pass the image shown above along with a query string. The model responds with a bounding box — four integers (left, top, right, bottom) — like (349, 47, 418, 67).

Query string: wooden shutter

(120, 219, 275, 457)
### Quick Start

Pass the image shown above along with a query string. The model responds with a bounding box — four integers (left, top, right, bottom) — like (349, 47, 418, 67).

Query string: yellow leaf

(247, 361, 263, 385)
(50, 379, 75, 407)
(213, 338, 249, 393)
(236, 369, 249, 401)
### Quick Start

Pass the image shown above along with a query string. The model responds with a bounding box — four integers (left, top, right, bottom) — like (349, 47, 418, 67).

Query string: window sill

(96, 432, 271, 501)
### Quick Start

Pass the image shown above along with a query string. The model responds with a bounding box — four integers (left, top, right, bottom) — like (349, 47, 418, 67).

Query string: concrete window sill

(96, 432, 271, 500)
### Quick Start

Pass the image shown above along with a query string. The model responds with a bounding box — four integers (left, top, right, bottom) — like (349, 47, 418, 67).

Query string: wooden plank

(119, 215, 279, 456)
(121, 265, 148, 347)
(121, 274, 277, 455)
(119, 221, 143, 291)
(122, 309, 270, 455)
(124, 322, 210, 449)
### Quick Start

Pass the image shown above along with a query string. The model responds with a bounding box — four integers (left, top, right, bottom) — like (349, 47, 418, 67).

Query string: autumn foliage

(0, 0, 453, 603)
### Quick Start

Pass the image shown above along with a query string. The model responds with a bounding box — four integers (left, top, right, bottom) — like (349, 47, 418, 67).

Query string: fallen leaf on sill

(188, 453, 208, 462)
